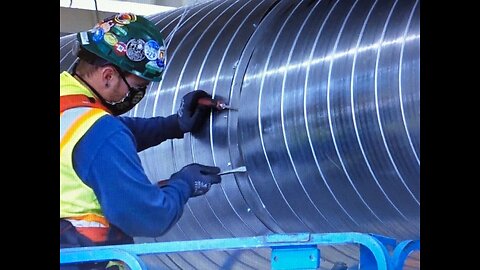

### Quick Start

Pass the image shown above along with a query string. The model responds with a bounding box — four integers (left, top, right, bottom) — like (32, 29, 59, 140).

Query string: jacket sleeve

(118, 114, 184, 152)
(73, 116, 192, 237)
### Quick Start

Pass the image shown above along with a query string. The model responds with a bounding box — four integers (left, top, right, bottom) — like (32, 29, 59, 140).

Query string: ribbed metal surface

(60, 0, 420, 269)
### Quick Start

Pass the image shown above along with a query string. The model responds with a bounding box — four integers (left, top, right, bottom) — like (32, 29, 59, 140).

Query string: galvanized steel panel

(60, 0, 420, 268)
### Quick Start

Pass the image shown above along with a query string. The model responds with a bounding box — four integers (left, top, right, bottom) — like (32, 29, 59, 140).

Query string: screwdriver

(198, 97, 236, 111)
(156, 166, 247, 187)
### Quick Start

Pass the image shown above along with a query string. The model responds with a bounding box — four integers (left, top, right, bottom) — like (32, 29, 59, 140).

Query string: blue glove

(170, 163, 221, 197)
(177, 90, 211, 133)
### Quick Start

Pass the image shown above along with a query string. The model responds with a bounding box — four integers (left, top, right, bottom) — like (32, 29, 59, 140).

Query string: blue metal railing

(60, 232, 420, 269)
(391, 239, 420, 270)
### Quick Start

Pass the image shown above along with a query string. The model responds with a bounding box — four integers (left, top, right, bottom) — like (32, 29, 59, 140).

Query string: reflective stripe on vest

(60, 107, 108, 225)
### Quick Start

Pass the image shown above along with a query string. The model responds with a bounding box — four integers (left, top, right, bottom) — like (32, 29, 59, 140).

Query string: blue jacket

(72, 113, 192, 237)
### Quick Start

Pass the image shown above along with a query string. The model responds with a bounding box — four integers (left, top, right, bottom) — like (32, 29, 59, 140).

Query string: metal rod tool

(218, 166, 247, 175)
(157, 166, 246, 187)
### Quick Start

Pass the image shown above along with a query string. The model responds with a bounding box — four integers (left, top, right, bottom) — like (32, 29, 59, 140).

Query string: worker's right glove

(177, 90, 211, 133)
(170, 163, 221, 197)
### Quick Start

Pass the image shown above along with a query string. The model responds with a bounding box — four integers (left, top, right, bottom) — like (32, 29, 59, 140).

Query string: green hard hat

(76, 13, 166, 81)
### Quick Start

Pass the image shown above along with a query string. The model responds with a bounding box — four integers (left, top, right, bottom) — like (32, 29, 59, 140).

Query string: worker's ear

(100, 65, 117, 88)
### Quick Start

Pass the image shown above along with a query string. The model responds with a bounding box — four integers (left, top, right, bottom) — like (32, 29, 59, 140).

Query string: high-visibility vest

(60, 72, 129, 270)
(60, 71, 111, 240)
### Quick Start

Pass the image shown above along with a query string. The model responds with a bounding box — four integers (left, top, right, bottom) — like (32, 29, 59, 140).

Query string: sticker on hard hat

(99, 20, 114, 33)
(113, 42, 127, 56)
(111, 25, 127, 37)
(115, 13, 137, 25)
(146, 60, 163, 73)
(92, 28, 105, 43)
(159, 46, 165, 57)
(144, 40, 160, 61)
(103, 33, 118, 46)
(79, 32, 90, 45)
(126, 39, 146, 62)
(157, 46, 166, 67)
(156, 58, 165, 69)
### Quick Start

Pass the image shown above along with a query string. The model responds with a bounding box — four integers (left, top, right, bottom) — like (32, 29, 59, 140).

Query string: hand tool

(198, 97, 237, 111)
(156, 166, 247, 187)
(217, 166, 247, 175)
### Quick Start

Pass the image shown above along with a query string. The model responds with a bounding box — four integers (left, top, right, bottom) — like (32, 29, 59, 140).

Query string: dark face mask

(105, 68, 147, 116)
(105, 85, 146, 116)
(71, 62, 148, 116)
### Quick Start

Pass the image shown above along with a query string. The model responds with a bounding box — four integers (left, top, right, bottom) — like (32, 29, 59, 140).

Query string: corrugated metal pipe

(60, 0, 420, 269)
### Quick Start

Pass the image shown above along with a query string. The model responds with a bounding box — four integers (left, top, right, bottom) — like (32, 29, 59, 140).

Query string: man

(60, 13, 221, 269)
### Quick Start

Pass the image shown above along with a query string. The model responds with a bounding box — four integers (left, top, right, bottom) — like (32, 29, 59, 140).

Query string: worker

(60, 13, 221, 269)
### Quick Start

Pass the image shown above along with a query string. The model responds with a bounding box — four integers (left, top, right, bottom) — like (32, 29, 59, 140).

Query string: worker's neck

(73, 74, 102, 101)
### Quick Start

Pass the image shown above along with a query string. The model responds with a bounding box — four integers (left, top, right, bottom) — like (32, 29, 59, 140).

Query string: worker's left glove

(177, 90, 211, 133)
